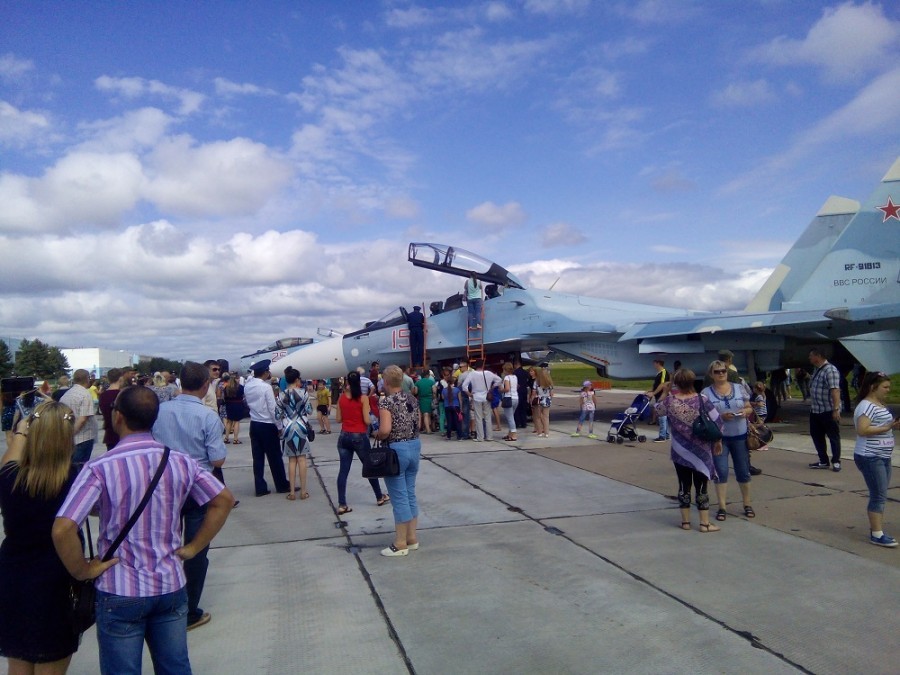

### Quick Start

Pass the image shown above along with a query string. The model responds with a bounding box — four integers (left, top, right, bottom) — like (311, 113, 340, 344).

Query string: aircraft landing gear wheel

(638, 435, 647, 443)
(607, 435, 616, 443)
(616, 436, 624, 444)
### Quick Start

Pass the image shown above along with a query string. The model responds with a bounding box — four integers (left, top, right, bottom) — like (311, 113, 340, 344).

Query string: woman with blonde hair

(702, 360, 754, 521)
(376, 365, 422, 556)
(531, 366, 554, 439)
(149, 372, 174, 403)
(0, 401, 94, 674)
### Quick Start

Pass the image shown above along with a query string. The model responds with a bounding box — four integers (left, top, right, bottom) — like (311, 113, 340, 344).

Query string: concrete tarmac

(4, 390, 898, 674)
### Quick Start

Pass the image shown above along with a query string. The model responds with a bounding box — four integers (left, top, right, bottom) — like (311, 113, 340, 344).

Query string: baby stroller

(606, 394, 651, 444)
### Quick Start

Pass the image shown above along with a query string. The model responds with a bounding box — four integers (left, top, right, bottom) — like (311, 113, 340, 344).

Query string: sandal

(300, 492, 310, 500)
(233, 440, 242, 444)
(680, 521, 692, 530)
(224, 439, 230, 443)
(377, 495, 390, 506)
(744, 505, 756, 518)
(502, 435, 513, 441)
(699, 523, 721, 533)
(715, 509, 727, 522)
(286, 493, 296, 501)
(337, 505, 352, 515)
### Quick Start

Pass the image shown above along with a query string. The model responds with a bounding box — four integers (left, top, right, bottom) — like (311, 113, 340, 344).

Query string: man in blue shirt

(152, 361, 228, 631)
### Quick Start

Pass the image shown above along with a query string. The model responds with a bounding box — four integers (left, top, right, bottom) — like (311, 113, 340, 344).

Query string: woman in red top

(335, 371, 388, 515)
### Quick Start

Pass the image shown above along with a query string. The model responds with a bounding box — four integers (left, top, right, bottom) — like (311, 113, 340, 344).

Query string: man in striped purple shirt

(53, 386, 233, 674)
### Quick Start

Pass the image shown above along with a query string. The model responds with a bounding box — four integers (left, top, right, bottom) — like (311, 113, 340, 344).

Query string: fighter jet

(238, 337, 317, 373)
(276, 157, 900, 379)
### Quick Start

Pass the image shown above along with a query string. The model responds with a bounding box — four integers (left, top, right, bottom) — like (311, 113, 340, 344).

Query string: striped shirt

(854, 401, 895, 459)
(57, 432, 224, 597)
(153, 394, 227, 471)
(810, 362, 841, 413)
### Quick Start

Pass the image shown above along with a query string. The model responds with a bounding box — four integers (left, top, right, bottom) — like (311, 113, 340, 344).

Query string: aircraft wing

(617, 305, 900, 342)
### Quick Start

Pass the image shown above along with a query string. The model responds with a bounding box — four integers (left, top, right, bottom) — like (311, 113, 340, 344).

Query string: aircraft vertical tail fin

(744, 196, 859, 312)
(781, 157, 900, 312)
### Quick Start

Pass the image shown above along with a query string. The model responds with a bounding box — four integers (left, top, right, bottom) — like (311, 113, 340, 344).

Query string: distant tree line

(0, 337, 184, 382)
(144, 357, 185, 375)
(1, 339, 71, 379)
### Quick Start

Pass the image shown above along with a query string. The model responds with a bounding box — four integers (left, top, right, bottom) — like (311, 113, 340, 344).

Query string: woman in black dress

(0, 401, 81, 674)
(223, 373, 246, 444)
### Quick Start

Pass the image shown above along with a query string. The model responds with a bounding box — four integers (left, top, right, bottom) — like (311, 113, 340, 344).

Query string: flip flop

(337, 505, 352, 515)
(300, 492, 310, 500)
(286, 493, 296, 501)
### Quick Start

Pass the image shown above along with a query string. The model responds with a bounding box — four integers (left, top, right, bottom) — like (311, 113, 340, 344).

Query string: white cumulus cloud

(750, 2, 900, 82)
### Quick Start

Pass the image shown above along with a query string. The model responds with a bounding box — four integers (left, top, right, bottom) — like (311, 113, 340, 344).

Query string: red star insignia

(876, 196, 900, 222)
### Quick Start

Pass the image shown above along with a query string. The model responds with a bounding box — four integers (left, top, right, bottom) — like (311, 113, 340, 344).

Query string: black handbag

(362, 440, 400, 478)
(692, 396, 723, 442)
(68, 447, 170, 635)
(69, 519, 97, 636)
(501, 396, 513, 409)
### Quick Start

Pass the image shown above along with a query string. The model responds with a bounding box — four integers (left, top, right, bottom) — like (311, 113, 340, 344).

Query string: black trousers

(809, 411, 841, 464)
(249, 421, 290, 495)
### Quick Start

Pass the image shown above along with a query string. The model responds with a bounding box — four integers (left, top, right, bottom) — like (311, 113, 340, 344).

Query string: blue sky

(1, 1, 899, 365)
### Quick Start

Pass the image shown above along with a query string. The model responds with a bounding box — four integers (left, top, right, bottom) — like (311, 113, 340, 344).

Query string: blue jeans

(713, 435, 751, 484)
(384, 439, 421, 523)
(96, 588, 191, 675)
(181, 498, 208, 624)
(658, 415, 669, 440)
(336, 432, 384, 506)
(854, 454, 892, 513)
(502, 399, 517, 433)
(467, 298, 482, 328)
(72, 438, 95, 466)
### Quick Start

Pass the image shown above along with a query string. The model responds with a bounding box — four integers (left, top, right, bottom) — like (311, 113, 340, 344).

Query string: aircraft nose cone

(272, 338, 347, 380)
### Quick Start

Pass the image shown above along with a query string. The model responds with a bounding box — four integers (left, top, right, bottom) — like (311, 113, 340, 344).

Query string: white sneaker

(381, 544, 409, 557)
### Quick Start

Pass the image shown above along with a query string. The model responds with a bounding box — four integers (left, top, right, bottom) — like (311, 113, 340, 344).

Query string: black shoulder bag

(69, 446, 171, 635)
(692, 396, 723, 443)
(362, 438, 401, 478)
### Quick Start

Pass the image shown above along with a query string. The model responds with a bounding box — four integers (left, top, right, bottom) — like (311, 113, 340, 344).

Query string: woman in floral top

(376, 365, 422, 557)
(656, 368, 724, 532)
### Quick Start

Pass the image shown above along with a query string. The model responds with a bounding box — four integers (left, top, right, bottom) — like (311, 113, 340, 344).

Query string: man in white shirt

(244, 360, 291, 496)
(465, 360, 501, 441)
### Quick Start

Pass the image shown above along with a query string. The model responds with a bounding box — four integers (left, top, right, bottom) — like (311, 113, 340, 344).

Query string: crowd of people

(0, 347, 896, 672)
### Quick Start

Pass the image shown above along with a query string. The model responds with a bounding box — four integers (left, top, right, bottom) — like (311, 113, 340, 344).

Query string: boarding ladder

(465, 303, 485, 365)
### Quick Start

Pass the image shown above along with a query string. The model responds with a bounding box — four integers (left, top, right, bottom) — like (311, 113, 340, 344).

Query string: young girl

(751, 381, 768, 420)
(443, 377, 464, 440)
(572, 380, 597, 438)
(316, 381, 332, 434)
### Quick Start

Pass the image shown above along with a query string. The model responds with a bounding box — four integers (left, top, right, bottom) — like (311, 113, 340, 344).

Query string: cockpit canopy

(408, 243, 526, 290)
